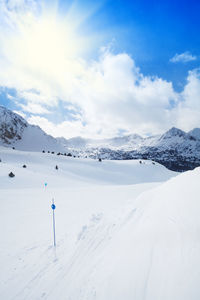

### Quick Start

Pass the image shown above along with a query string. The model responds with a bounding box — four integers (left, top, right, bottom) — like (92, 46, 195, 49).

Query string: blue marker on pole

(51, 198, 56, 247)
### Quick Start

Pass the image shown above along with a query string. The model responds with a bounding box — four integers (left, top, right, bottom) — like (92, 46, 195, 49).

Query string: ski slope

(0, 147, 199, 299)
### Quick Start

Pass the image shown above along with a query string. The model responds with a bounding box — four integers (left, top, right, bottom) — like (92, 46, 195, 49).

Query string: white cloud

(0, 1, 200, 138)
(28, 116, 90, 138)
(175, 69, 200, 131)
(170, 51, 197, 63)
(71, 52, 178, 137)
(25, 52, 179, 138)
(19, 102, 51, 114)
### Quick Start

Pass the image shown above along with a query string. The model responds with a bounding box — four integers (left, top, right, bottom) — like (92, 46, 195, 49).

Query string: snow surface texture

(1, 147, 199, 299)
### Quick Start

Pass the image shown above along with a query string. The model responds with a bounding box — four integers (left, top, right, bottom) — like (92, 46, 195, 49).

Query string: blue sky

(60, 0, 200, 85)
(81, 0, 200, 90)
(0, 0, 200, 138)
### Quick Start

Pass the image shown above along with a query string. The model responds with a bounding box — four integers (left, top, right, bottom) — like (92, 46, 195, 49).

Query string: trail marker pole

(51, 198, 56, 247)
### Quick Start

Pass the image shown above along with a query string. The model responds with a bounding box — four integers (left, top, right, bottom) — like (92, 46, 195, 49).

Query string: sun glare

(13, 13, 83, 75)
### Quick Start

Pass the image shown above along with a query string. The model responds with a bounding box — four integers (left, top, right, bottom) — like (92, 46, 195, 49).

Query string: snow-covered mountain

(0, 106, 27, 144)
(59, 133, 143, 150)
(188, 128, 200, 140)
(0, 106, 65, 152)
(1, 106, 200, 171)
(65, 127, 200, 172)
(64, 127, 200, 151)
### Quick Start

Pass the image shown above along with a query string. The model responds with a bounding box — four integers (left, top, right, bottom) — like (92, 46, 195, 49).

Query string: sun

(12, 12, 85, 76)
(1, 1, 98, 82)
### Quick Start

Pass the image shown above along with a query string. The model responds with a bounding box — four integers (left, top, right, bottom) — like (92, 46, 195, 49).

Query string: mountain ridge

(0, 106, 200, 171)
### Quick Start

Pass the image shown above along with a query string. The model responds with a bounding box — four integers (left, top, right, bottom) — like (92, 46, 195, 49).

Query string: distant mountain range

(1, 105, 200, 171)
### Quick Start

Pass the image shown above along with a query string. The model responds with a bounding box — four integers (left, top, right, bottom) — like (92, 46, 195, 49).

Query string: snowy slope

(1, 148, 200, 299)
(15, 125, 64, 152)
(0, 147, 175, 187)
(0, 106, 64, 152)
(0, 147, 179, 300)
(71, 167, 200, 300)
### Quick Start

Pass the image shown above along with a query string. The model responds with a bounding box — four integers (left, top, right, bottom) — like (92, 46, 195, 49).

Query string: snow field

(2, 147, 199, 299)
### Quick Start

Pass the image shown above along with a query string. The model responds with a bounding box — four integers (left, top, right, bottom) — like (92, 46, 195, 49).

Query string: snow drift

(78, 167, 200, 300)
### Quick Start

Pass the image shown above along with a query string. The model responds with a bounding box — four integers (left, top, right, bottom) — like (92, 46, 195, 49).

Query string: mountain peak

(188, 128, 200, 140)
(0, 106, 65, 152)
(0, 106, 28, 144)
(160, 127, 186, 139)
